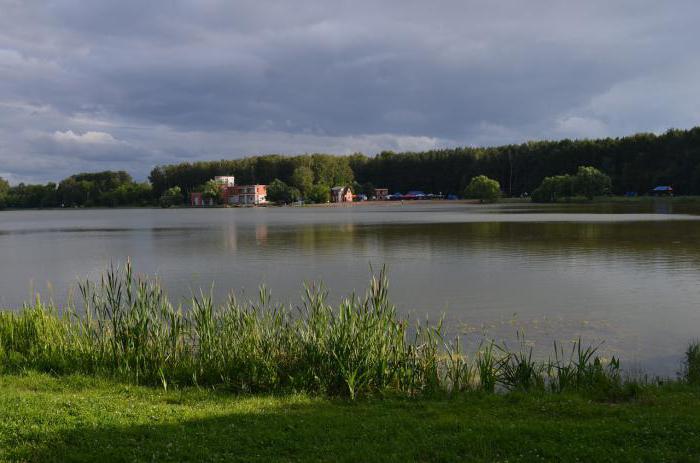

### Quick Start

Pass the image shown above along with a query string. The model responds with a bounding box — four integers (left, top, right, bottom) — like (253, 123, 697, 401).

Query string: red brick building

(190, 192, 215, 207)
(225, 184, 268, 205)
(190, 177, 268, 206)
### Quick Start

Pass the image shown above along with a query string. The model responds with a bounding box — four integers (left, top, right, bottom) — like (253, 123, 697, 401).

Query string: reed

(0, 263, 671, 399)
(682, 341, 700, 385)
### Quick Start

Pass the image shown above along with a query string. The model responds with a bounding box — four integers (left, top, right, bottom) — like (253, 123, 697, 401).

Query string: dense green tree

(532, 166, 612, 202)
(55, 171, 146, 207)
(360, 182, 376, 197)
(5, 183, 59, 208)
(267, 179, 300, 204)
(57, 178, 90, 206)
(2, 171, 147, 209)
(309, 154, 354, 187)
(0, 177, 8, 210)
(0, 176, 9, 195)
(101, 183, 153, 207)
(531, 175, 575, 202)
(291, 166, 314, 197)
(574, 166, 612, 199)
(202, 180, 222, 204)
(306, 184, 331, 203)
(463, 175, 501, 202)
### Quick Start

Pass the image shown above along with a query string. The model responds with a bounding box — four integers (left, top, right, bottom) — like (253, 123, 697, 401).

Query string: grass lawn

(1, 373, 700, 462)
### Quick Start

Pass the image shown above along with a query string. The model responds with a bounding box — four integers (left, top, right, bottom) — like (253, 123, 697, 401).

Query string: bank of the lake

(1, 372, 699, 462)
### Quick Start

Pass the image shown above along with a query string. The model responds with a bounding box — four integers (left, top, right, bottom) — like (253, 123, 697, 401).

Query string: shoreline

(2, 195, 699, 211)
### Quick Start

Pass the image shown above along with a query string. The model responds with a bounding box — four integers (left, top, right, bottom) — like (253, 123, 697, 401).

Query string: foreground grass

(1, 372, 700, 462)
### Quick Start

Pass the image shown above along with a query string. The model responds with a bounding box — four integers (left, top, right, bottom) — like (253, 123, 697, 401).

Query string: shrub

(159, 186, 183, 208)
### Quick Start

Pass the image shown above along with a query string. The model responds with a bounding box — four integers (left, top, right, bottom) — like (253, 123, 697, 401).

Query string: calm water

(2, 201, 700, 376)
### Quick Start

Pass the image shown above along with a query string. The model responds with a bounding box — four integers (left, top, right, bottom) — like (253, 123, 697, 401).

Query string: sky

(1, 1, 699, 184)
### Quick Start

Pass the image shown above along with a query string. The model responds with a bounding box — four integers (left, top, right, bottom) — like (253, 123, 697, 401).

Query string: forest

(2, 127, 700, 208)
(0, 171, 152, 209)
(147, 127, 700, 198)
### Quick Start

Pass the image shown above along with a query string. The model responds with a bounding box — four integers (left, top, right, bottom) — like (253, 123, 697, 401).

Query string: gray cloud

(1, 0, 699, 183)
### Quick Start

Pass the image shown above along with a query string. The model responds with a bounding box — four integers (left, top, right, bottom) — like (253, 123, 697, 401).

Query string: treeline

(149, 127, 700, 198)
(0, 171, 152, 209)
(149, 153, 357, 198)
(3, 127, 700, 209)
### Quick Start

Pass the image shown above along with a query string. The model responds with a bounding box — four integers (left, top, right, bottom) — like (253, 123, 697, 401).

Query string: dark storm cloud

(1, 0, 699, 182)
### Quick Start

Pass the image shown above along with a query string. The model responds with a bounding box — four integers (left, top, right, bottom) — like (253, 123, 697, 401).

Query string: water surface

(2, 201, 699, 376)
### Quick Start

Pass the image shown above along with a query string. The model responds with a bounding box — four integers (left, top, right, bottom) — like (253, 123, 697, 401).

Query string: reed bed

(0, 263, 693, 398)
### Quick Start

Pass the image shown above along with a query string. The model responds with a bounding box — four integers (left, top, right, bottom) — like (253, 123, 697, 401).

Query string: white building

(214, 176, 236, 187)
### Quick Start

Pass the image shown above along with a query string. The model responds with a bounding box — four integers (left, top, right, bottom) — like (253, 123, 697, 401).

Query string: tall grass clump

(545, 339, 638, 400)
(682, 341, 700, 385)
(498, 334, 545, 392)
(0, 263, 447, 397)
(0, 263, 657, 399)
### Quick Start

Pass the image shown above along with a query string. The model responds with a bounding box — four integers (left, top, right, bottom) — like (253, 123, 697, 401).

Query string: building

(214, 176, 236, 187)
(374, 188, 389, 200)
(190, 192, 215, 207)
(226, 184, 268, 205)
(190, 176, 268, 206)
(330, 186, 353, 203)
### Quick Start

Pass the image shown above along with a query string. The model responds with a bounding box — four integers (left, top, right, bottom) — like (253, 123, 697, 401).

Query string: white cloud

(52, 130, 118, 144)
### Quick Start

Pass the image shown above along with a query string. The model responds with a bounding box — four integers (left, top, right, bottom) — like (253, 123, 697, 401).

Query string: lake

(2, 201, 699, 376)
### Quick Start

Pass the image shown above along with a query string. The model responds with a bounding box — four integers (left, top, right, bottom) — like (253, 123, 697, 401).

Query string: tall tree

(0, 176, 9, 195)
(290, 166, 314, 197)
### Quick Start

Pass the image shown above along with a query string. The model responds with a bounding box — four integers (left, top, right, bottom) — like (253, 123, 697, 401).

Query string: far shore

(2, 195, 699, 212)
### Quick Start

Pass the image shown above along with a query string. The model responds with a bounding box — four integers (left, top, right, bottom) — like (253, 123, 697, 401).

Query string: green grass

(1, 371, 700, 462)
